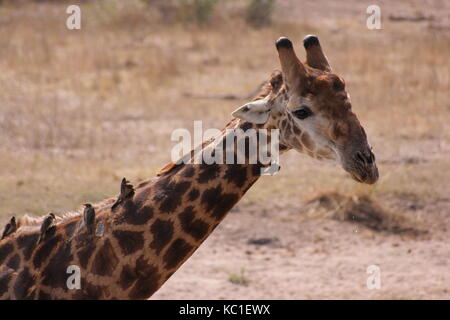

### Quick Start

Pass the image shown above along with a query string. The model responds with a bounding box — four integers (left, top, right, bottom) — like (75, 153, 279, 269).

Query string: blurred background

(0, 0, 449, 299)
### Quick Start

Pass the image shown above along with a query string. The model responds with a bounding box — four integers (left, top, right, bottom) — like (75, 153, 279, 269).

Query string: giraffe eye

(293, 107, 312, 120)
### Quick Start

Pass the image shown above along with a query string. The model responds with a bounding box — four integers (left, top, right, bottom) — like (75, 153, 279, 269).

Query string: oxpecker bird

(83, 203, 96, 235)
(1, 216, 17, 240)
(37, 213, 56, 244)
(111, 178, 135, 211)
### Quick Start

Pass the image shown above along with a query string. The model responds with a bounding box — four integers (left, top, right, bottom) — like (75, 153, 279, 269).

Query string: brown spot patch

(224, 164, 248, 188)
(134, 187, 152, 205)
(301, 132, 315, 151)
(42, 242, 74, 288)
(6, 254, 20, 270)
(0, 269, 13, 296)
(128, 256, 160, 299)
(279, 143, 289, 152)
(91, 239, 119, 276)
(119, 264, 136, 290)
(113, 230, 144, 256)
(163, 238, 194, 270)
(212, 193, 239, 219)
(123, 203, 153, 225)
(293, 124, 301, 135)
(180, 166, 196, 178)
(0, 243, 13, 265)
(16, 233, 40, 261)
(286, 121, 292, 134)
(201, 185, 222, 211)
(83, 282, 105, 300)
(33, 234, 61, 269)
(251, 163, 263, 177)
(240, 122, 254, 132)
(188, 188, 200, 201)
(331, 75, 345, 91)
(64, 221, 78, 237)
(154, 177, 191, 213)
(150, 219, 174, 255)
(178, 206, 210, 240)
(37, 290, 52, 300)
(76, 241, 96, 269)
(202, 186, 240, 219)
(13, 267, 35, 299)
(332, 123, 348, 139)
(287, 111, 294, 121)
(197, 163, 220, 184)
(74, 280, 104, 300)
(160, 181, 191, 213)
(284, 126, 292, 139)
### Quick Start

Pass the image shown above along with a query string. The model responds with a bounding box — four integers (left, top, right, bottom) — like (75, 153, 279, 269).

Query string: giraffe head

(232, 36, 379, 184)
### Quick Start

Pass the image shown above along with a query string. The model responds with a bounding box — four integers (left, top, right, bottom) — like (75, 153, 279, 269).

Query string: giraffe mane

(2, 197, 118, 237)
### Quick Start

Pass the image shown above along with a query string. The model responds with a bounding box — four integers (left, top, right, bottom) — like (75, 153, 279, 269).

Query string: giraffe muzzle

(347, 149, 379, 184)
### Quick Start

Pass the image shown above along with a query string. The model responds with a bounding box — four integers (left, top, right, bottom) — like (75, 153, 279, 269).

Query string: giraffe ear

(231, 97, 270, 124)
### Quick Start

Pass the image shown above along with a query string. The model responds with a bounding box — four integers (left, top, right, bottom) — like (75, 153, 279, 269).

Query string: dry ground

(0, 0, 449, 299)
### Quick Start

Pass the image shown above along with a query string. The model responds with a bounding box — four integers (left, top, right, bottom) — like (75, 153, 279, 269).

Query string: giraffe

(0, 35, 378, 300)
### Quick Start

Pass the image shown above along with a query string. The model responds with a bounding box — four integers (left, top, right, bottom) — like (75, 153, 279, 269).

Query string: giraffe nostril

(367, 150, 375, 165)
(355, 151, 366, 164)
(355, 150, 375, 166)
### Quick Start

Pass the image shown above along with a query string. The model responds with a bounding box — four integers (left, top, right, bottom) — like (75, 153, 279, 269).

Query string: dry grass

(301, 192, 427, 237)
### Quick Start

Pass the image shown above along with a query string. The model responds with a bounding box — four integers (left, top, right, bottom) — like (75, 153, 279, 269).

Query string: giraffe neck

(118, 118, 270, 298)
(0, 118, 278, 300)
